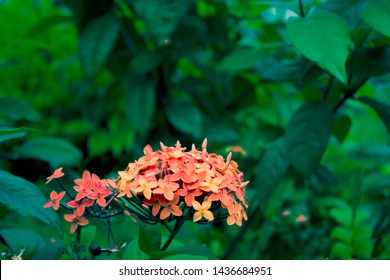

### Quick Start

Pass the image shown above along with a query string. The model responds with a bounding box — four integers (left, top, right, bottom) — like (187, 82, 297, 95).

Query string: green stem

(298, 0, 305, 17)
(160, 217, 185, 251)
(333, 77, 368, 112)
(76, 226, 81, 243)
(323, 75, 334, 101)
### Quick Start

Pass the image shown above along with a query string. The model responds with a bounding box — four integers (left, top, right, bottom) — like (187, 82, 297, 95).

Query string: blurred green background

(0, 0, 390, 260)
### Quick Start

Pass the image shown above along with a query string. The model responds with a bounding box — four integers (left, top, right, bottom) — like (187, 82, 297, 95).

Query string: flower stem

(298, 0, 305, 17)
(160, 218, 185, 251)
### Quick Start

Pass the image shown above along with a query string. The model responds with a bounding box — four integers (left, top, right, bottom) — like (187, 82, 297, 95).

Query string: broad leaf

(347, 47, 390, 79)
(34, 241, 65, 260)
(287, 11, 351, 84)
(0, 170, 61, 233)
(150, 245, 216, 260)
(217, 48, 264, 73)
(358, 97, 390, 134)
(18, 137, 82, 168)
(332, 115, 352, 143)
(0, 127, 41, 143)
(165, 93, 202, 138)
(79, 12, 119, 76)
(0, 228, 45, 254)
(256, 140, 289, 205)
(361, 0, 390, 38)
(331, 226, 353, 243)
(25, 14, 72, 37)
(138, 223, 161, 255)
(122, 78, 156, 136)
(285, 101, 333, 176)
(130, 51, 161, 74)
(0, 96, 41, 122)
(122, 239, 149, 260)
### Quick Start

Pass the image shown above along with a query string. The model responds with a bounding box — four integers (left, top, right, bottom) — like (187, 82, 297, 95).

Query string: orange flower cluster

(44, 168, 113, 233)
(114, 139, 249, 226)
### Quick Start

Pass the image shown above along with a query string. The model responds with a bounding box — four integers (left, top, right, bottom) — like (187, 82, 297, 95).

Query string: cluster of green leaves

(0, 0, 389, 259)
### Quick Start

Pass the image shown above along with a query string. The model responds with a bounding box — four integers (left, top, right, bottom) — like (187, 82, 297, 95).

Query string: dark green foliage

(0, 0, 389, 260)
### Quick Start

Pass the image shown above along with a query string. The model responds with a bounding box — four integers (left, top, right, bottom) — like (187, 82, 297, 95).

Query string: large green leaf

(138, 223, 161, 255)
(0, 228, 45, 254)
(217, 48, 264, 73)
(347, 47, 390, 79)
(79, 12, 119, 76)
(122, 238, 149, 260)
(0, 171, 61, 234)
(332, 115, 352, 143)
(361, 0, 390, 38)
(256, 140, 289, 206)
(0, 127, 41, 143)
(133, 0, 194, 39)
(358, 97, 390, 134)
(285, 101, 333, 176)
(286, 11, 351, 84)
(122, 78, 156, 135)
(165, 93, 202, 138)
(150, 245, 216, 260)
(0, 96, 41, 122)
(18, 137, 82, 168)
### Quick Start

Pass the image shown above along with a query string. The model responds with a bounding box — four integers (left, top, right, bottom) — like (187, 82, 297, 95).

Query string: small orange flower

(296, 214, 308, 222)
(43, 191, 65, 210)
(159, 194, 183, 220)
(226, 145, 247, 156)
(283, 210, 291, 216)
(67, 199, 94, 216)
(64, 213, 89, 233)
(192, 199, 214, 222)
(46, 167, 65, 184)
(153, 178, 179, 200)
(134, 177, 158, 200)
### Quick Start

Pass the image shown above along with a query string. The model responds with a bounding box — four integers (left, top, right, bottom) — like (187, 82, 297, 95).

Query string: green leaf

(122, 78, 156, 135)
(285, 101, 334, 176)
(79, 12, 120, 76)
(81, 226, 97, 245)
(150, 245, 216, 260)
(0, 171, 62, 234)
(217, 48, 264, 73)
(286, 11, 351, 83)
(352, 239, 373, 258)
(256, 139, 289, 205)
(332, 115, 352, 143)
(87, 130, 112, 156)
(252, 1, 297, 11)
(0, 228, 45, 254)
(330, 207, 370, 228)
(0, 96, 41, 122)
(0, 127, 41, 143)
(358, 97, 390, 134)
(361, 0, 390, 38)
(130, 51, 161, 74)
(34, 241, 65, 260)
(331, 226, 353, 243)
(122, 239, 149, 260)
(331, 242, 353, 259)
(133, 0, 194, 39)
(347, 47, 390, 79)
(165, 93, 202, 138)
(138, 223, 161, 255)
(18, 137, 82, 168)
(25, 14, 72, 37)
(161, 254, 207, 260)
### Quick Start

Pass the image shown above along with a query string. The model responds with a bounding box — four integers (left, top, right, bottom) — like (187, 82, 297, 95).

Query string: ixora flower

(113, 139, 249, 226)
(43, 139, 249, 236)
